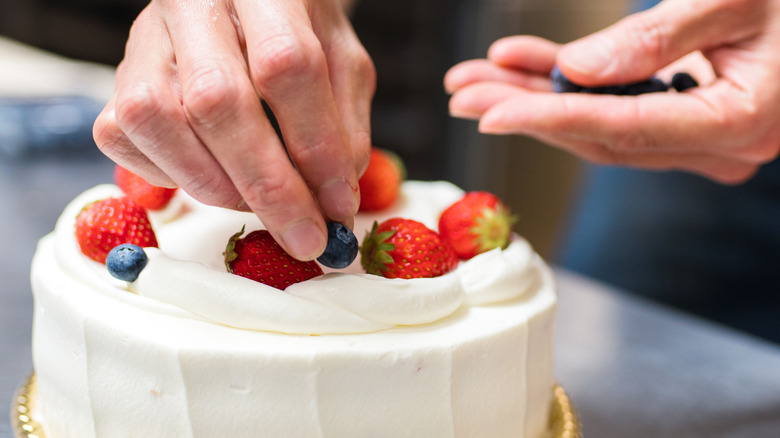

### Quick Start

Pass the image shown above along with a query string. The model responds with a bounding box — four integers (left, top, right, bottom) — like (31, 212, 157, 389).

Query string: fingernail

(281, 220, 326, 261)
(318, 178, 359, 220)
(563, 38, 614, 75)
(236, 199, 251, 212)
(449, 106, 480, 120)
(478, 111, 515, 135)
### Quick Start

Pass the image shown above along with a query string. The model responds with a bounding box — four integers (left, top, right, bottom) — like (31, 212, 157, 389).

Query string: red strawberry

(438, 191, 516, 260)
(75, 196, 159, 263)
(224, 227, 324, 290)
(358, 147, 405, 212)
(360, 218, 458, 279)
(114, 165, 177, 210)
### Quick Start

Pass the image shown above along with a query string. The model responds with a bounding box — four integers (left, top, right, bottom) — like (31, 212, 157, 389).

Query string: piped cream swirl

(53, 182, 541, 335)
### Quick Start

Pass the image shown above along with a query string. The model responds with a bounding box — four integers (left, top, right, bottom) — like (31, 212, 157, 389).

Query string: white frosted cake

(30, 180, 557, 438)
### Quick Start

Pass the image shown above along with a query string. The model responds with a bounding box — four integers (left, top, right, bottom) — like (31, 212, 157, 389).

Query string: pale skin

(93, 0, 373, 261)
(445, 0, 780, 184)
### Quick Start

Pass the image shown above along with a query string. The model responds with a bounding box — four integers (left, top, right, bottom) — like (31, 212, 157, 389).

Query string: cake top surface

(49, 181, 543, 335)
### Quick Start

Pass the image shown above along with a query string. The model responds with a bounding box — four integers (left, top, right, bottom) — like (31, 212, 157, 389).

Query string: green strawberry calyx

(223, 225, 246, 272)
(359, 221, 397, 276)
(472, 203, 517, 253)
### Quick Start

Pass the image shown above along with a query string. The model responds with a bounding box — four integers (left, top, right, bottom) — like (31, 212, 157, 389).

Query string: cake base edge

(12, 372, 581, 438)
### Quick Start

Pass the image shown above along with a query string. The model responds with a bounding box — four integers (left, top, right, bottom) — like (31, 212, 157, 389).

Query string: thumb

(556, 0, 764, 86)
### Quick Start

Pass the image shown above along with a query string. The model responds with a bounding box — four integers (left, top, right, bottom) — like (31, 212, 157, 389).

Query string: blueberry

(622, 77, 669, 95)
(106, 244, 148, 282)
(552, 64, 672, 96)
(317, 222, 359, 269)
(582, 84, 630, 95)
(671, 72, 699, 92)
(550, 65, 583, 93)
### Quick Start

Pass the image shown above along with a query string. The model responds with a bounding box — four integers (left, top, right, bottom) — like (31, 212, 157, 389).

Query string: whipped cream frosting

(52, 182, 540, 335)
(31, 180, 557, 438)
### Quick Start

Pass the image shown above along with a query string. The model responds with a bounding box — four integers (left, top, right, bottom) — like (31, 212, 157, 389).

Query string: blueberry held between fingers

(317, 222, 359, 269)
(106, 244, 149, 282)
(671, 72, 699, 92)
(582, 77, 668, 95)
(550, 65, 583, 93)
(551, 64, 670, 96)
(622, 77, 669, 95)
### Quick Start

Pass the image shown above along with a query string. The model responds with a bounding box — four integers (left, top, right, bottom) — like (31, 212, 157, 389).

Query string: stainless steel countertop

(2, 155, 780, 438)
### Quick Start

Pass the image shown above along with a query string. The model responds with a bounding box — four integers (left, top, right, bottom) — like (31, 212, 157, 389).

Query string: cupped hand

(445, 0, 780, 184)
(93, 0, 375, 260)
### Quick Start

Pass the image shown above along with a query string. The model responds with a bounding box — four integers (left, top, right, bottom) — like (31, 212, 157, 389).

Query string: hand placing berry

(106, 244, 149, 282)
(317, 222, 359, 269)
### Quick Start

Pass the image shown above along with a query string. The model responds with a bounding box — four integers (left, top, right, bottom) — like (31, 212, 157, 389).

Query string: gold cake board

(12, 373, 581, 438)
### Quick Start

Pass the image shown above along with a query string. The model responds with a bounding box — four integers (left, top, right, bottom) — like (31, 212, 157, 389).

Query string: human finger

(448, 81, 526, 119)
(309, 1, 376, 178)
(444, 59, 552, 94)
(474, 85, 777, 162)
(557, 0, 767, 86)
(163, 0, 327, 260)
(234, 0, 360, 223)
(447, 82, 751, 177)
(103, 6, 246, 210)
(485, 35, 560, 73)
(93, 95, 176, 188)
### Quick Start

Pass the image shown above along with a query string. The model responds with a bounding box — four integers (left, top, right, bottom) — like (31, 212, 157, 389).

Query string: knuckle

(351, 129, 372, 153)
(182, 63, 242, 125)
(240, 172, 297, 213)
(608, 101, 655, 153)
(292, 138, 335, 167)
(351, 134, 373, 176)
(622, 13, 669, 64)
(251, 34, 326, 91)
(347, 44, 377, 90)
(92, 112, 125, 152)
(182, 172, 240, 208)
(114, 83, 165, 132)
